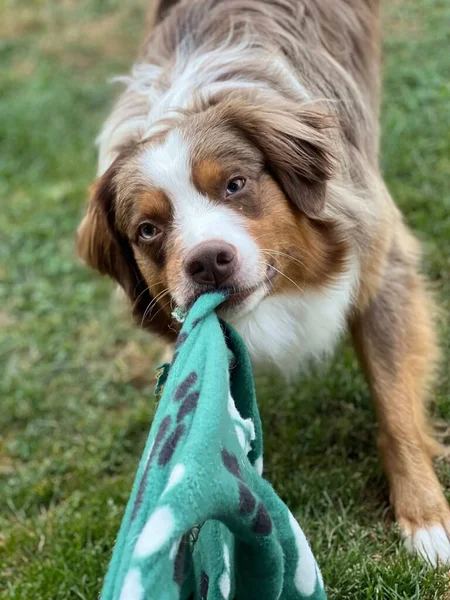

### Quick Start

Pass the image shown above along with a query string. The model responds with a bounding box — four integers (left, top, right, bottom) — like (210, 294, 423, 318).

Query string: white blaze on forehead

(139, 129, 260, 267)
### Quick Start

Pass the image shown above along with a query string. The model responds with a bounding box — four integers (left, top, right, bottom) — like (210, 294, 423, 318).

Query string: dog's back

(144, 0, 381, 158)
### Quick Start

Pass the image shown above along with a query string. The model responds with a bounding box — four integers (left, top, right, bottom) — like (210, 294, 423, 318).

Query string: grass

(0, 0, 449, 598)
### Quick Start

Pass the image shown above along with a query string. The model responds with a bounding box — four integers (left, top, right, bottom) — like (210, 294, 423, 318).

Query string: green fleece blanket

(100, 292, 326, 600)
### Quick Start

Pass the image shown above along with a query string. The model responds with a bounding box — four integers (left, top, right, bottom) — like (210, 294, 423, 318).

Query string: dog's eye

(138, 222, 160, 241)
(226, 177, 246, 197)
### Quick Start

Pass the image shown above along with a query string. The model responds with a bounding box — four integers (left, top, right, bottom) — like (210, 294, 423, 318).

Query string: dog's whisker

(132, 276, 147, 298)
(140, 289, 171, 327)
(150, 297, 174, 323)
(132, 285, 152, 310)
(262, 268, 276, 293)
(260, 249, 306, 269)
(252, 232, 278, 243)
(131, 280, 166, 311)
(264, 263, 304, 294)
(146, 287, 170, 314)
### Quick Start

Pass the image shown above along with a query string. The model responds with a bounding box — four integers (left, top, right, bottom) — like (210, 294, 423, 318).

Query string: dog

(77, 0, 449, 564)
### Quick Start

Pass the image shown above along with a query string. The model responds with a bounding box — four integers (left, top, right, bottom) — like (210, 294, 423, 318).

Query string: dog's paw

(400, 519, 450, 566)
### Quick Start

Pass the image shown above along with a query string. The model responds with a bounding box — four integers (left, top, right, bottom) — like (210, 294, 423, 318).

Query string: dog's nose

(185, 240, 237, 286)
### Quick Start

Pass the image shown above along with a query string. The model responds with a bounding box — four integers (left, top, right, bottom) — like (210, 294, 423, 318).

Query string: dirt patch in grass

(38, 12, 139, 68)
(0, 6, 46, 39)
(111, 339, 167, 388)
(0, 2, 146, 68)
(0, 310, 13, 328)
(382, 1, 424, 37)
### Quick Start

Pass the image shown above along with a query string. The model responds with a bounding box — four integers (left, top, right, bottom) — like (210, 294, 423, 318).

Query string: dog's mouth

(217, 262, 277, 318)
(220, 285, 260, 309)
(180, 262, 277, 319)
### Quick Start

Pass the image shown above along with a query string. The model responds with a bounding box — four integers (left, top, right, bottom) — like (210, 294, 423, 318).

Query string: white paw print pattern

(219, 544, 232, 599)
(227, 392, 255, 455)
(254, 456, 263, 476)
(134, 506, 175, 558)
(119, 568, 144, 600)
(288, 511, 323, 597)
(162, 463, 186, 496)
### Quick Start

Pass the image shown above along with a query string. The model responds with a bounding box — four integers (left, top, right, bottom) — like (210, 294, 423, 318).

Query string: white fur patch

(403, 524, 450, 566)
(162, 463, 186, 496)
(232, 258, 359, 377)
(143, 39, 270, 132)
(288, 511, 318, 596)
(119, 568, 144, 600)
(97, 35, 310, 163)
(97, 25, 312, 174)
(134, 506, 175, 558)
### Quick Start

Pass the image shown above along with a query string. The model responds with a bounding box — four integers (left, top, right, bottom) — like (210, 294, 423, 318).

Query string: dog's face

(78, 96, 347, 337)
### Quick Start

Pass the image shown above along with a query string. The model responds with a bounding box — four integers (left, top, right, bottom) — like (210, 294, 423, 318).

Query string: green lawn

(1, 1, 449, 598)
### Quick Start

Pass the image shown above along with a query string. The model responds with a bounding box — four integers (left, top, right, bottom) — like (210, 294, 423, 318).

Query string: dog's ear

(77, 161, 174, 337)
(220, 96, 337, 217)
(77, 162, 135, 288)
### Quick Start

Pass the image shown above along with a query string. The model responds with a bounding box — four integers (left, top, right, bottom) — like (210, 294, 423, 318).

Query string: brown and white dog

(77, 0, 449, 564)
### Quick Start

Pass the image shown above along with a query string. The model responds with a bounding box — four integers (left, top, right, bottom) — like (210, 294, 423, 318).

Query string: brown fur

(140, 0, 381, 159)
(351, 228, 445, 534)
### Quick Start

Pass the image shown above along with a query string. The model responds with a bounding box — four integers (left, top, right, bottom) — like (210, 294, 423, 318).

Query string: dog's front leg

(351, 250, 450, 565)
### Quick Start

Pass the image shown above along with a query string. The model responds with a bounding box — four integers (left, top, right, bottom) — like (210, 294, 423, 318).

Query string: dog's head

(77, 95, 347, 338)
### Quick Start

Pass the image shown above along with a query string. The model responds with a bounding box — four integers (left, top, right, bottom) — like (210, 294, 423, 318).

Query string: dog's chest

(232, 263, 359, 377)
